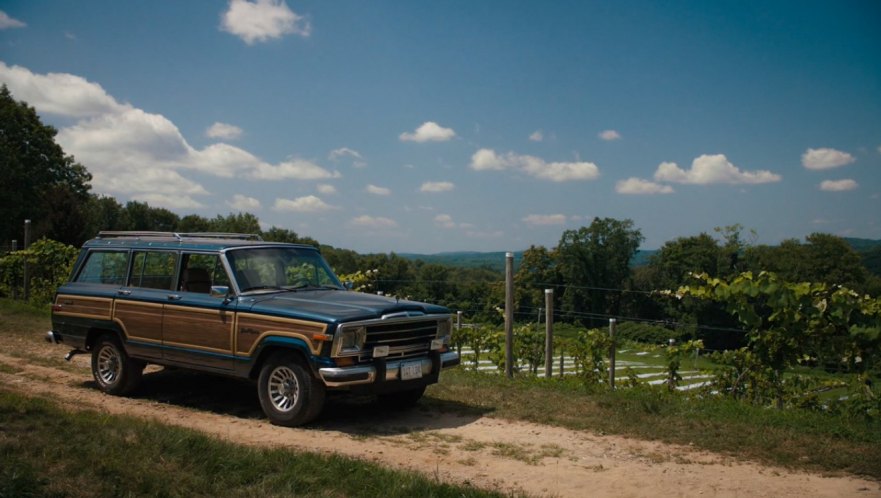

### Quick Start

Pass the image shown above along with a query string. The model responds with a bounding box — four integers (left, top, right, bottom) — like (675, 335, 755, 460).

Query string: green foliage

(675, 271, 881, 407)
(0, 85, 93, 245)
(556, 218, 644, 327)
(663, 339, 703, 391)
(514, 325, 545, 374)
(569, 328, 613, 386)
(336, 268, 379, 293)
(615, 321, 685, 344)
(0, 239, 79, 303)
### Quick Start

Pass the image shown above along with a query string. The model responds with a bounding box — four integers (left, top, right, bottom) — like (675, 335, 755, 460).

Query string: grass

(427, 368, 881, 479)
(0, 390, 508, 498)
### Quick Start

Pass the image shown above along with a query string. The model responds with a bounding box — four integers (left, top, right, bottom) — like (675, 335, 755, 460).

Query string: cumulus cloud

(801, 148, 855, 170)
(1, 63, 348, 210)
(434, 214, 457, 229)
(220, 0, 310, 44)
(316, 184, 337, 195)
(366, 184, 391, 196)
(272, 195, 336, 212)
(249, 158, 339, 180)
(420, 181, 455, 193)
(228, 194, 262, 211)
(615, 177, 675, 195)
(0, 11, 26, 29)
(598, 129, 621, 141)
(653, 154, 781, 185)
(529, 130, 544, 142)
(470, 148, 600, 182)
(399, 121, 456, 142)
(350, 215, 398, 229)
(0, 61, 127, 117)
(206, 122, 243, 140)
(820, 179, 858, 192)
(523, 214, 567, 226)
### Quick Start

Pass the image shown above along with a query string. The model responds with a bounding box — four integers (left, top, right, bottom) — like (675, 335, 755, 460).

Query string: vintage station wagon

(47, 232, 459, 426)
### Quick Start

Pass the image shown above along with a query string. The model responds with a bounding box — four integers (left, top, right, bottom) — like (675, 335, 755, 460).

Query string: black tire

(378, 386, 426, 410)
(91, 335, 144, 395)
(257, 353, 325, 426)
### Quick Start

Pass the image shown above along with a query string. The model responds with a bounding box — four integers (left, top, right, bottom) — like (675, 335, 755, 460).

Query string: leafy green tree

(118, 201, 179, 231)
(0, 85, 92, 245)
(556, 218, 643, 326)
(208, 212, 260, 234)
(514, 245, 560, 316)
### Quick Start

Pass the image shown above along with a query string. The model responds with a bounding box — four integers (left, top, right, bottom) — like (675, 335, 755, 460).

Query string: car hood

(240, 289, 449, 324)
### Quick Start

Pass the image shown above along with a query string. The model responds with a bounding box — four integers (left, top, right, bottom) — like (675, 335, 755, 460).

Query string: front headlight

(436, 316, 452, 342)
(333, 326, 366, 356)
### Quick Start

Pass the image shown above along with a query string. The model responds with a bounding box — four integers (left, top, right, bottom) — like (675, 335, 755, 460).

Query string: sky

(1, 1, 880, 254)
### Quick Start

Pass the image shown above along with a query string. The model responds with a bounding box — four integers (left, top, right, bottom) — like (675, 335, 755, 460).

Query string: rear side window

(130, 251, 178, 290)
(75, 251, 129, 285)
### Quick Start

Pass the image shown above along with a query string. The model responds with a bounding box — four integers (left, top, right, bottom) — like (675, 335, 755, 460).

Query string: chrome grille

(359, 318, 440, 362)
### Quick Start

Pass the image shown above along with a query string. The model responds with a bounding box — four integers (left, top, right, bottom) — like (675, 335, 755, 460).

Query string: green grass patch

(428, 368, 881, 479)
(0, 390, 508, 498)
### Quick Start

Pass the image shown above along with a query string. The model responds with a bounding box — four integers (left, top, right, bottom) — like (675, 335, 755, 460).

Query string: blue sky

(1, 1, 879, 253)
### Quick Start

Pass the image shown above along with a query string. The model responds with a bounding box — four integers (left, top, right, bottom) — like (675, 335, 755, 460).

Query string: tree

(0, 85, 92, 245)
(514, 245, 560, 318)
(556, 218, 643, 326)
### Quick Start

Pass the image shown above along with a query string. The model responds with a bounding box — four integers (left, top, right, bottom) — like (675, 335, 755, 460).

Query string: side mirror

(210, 285, 231, 299)
(343, 281, 354, 291)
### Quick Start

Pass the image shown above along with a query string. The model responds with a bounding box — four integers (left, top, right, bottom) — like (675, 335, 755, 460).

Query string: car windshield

(225, 246, 343, 293)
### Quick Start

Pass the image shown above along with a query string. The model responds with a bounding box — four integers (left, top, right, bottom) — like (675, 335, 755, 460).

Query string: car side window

(129, 251, 178, 290)
(178, 253, 230, 294)
(75, 251, 129, 285)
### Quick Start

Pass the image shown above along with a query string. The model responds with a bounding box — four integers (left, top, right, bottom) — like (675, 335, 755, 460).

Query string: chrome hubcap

(268, 366, 299, 412)
(97, 345, 120, 385)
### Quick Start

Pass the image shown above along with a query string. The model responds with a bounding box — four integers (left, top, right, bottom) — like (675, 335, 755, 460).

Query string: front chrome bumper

(318, 351, 460, 387)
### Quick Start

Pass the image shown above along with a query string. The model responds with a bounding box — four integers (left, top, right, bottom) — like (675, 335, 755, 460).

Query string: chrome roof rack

(96, 231, 263, 241)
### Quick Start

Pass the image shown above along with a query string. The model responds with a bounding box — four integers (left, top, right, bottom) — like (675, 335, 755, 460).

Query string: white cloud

(272, 196, 336, 212)
(220, 0, 310, 44)
(399, 121, 456, 142)
(434, 214, 457, 229)
(249, 158, 339, 180)
(133, 193, 204, 210)
(529, 130, 544, 142)
(328, 147, 362, 161)
(228, 194, 262, 211)
(470, 148, 600, 182)
(0, 61, 127, 117)
(350, 215, 398, 229)
(420, 181, 455, 193)
(522, 214, 567, 226)
(599, 129, 621, 141)
(0, 11, 26, 29)
(615, 177, 675, 195)
(2, 63, 347, 211)
(801, 148, 855, 170)
(653, 154, 781, 185)
(366, 184, 391, 196)
(820, 179, 858, 192)
(206, 122, 243, 140)
(317, 184, 337, 195)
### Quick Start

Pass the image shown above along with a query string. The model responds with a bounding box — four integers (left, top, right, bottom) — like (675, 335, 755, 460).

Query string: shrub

(0, 238, 78, 303)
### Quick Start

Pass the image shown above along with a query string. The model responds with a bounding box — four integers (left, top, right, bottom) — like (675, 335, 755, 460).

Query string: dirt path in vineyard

(1, 342, 878, 498)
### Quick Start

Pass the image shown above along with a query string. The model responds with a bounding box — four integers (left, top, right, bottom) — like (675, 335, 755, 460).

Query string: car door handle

(167, 294, 182, 301)
(117, 290, 132, 296)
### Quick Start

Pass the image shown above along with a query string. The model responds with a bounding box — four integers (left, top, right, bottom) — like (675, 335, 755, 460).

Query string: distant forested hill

(399, 249, 658, 272)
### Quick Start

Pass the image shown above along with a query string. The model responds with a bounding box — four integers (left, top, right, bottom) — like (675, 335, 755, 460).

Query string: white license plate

(400, 361, 423, 380)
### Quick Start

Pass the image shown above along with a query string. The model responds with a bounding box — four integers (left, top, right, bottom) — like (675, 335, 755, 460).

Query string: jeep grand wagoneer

(47, 232, 459, 426)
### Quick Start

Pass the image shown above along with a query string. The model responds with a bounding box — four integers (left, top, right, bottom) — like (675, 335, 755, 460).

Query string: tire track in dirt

(1, 351, 878, 498)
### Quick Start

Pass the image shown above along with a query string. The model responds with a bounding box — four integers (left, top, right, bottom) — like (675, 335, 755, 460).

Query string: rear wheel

(257, 353, 325, 426)
(91, 335, 144, 395)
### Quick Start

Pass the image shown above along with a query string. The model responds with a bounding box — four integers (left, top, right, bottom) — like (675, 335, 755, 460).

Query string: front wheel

(257, 354, 325, 426)
(91, 335, 143, 395)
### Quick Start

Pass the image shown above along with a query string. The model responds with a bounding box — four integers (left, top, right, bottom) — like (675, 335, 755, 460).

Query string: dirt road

(1, 341, 878, 498)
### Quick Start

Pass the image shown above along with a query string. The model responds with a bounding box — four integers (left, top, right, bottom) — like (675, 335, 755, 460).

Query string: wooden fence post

(609, 318, 617, 389)
(504, 252, 514, 378)
(544, 289, 554, 378)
